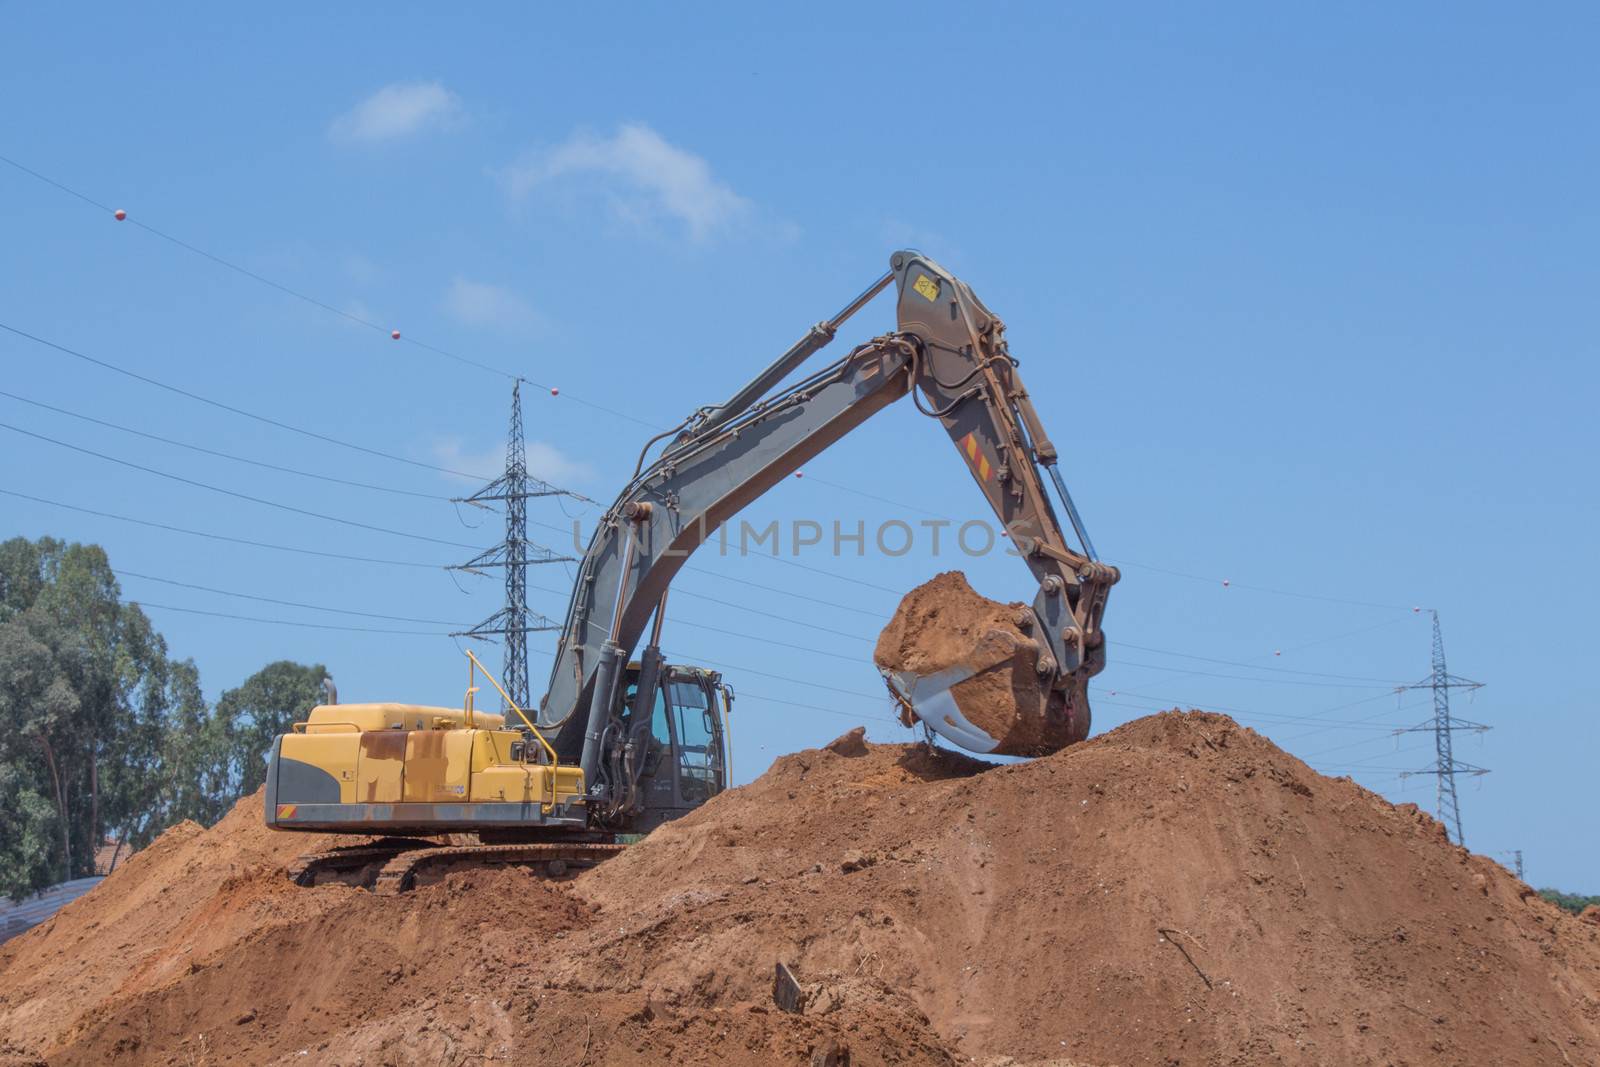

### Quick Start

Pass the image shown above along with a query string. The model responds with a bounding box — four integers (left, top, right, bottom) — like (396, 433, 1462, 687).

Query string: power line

(117, 569, 469, 626)
(136, 601, 443, 636)
(658, 647, 888, 705)
(4, 153, 1432, 619)
(1, 486, 446, 569)
(797, 472, 950, 519)
(1115, 639, 1407, 685)
(529, 509, 910, 596)
(1092, 684, 1415, 732)
(1296, 709, 1434, 761)
(1270, 693, 1429, 747)
(0, 486, 1099, 699)
(0, 151, 526, 383)
(1112, 658, 1400, 690)
(10, 474, 1426, 725)
(0, 388, 446, 500)
(534, 545, 1420, 692)
(796, 469, 1419, 613)
(643, 614, 864, 664)
(737, 690, 904, 727)
(117, 558, 1428, 736)
(677, 563, 892, 619)
(1110, 557, 1417, 612)
(3, 153, 1454, 737)
(0, 320, 491, 480)
(1, 419, 487, 550)
(136, 595, 893, 709)
(1089, 693, 1415, 732)
(0, 152, 661, 430)
(522, 576, 874, 648)
(1104, 616, 1416, 700)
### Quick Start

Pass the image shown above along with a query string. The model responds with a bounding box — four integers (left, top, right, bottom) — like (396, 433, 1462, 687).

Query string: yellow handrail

(465, 649, 563, 813)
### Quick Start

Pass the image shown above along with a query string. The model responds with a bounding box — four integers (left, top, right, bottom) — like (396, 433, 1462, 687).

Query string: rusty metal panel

(402, 730, 472, 803)
(356, 729, 406, 803)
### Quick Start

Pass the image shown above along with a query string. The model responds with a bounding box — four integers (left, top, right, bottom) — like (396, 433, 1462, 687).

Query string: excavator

(267, 250, 1119, 890)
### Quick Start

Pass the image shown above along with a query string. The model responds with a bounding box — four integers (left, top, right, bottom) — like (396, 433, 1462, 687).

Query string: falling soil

(3, 712, 1599, 1066)
(875, 570, 1074, 755)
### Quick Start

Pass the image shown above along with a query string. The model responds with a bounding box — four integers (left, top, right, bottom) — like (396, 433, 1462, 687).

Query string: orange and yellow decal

(276, 804, 298, 820)
(960, 432, 993, 480)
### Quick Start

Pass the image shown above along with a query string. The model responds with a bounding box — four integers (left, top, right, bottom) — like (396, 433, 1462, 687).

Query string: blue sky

(3, 5, 1595, 887)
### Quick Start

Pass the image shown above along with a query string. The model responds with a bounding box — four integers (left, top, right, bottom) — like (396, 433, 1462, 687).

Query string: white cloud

(433, 438, 592, 488)
(524, 441, 592, 488)
(880, 220, 963, 266)
(500, 123, 752, 240)
(329, 81, 462, 144)
(443, 277, 544, 336)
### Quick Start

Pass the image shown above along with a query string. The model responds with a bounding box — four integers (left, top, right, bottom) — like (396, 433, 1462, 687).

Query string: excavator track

(372, 842, 626, 894)
(286, 838, 435, 887)
(289, 840, 625, 892)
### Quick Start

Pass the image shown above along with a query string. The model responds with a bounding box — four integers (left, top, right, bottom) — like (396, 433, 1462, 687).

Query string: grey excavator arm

(536, 250, 1117, 811)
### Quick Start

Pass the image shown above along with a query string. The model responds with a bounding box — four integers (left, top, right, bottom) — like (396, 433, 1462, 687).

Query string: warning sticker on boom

(912, 274, 940, 302)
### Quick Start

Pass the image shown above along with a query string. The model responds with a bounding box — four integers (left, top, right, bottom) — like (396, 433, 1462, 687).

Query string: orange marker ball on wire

(113, 209, 126, 221)
(550, 387, 559, 396)
(390, 330, 401, 340)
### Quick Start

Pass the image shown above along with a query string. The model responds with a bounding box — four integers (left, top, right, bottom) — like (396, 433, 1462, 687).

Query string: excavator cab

(618, 663, 730, 832)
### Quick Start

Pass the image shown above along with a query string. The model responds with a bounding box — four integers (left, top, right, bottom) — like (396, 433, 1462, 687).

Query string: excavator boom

(539, 251, 1117, 801)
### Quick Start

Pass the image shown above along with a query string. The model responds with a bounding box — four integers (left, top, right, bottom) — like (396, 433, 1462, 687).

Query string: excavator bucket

(875, 572, 1087, 757)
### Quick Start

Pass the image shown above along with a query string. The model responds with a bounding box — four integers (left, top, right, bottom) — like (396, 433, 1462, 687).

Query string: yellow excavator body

(267, 703, 587, 833)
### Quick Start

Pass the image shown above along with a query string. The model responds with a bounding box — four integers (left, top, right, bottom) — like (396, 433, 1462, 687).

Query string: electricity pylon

(1396, 610, 1488, 846)
(449, 381, 580, 711)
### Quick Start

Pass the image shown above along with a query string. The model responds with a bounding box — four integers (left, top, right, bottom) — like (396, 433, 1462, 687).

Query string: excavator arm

(537, 251, 1118, 812)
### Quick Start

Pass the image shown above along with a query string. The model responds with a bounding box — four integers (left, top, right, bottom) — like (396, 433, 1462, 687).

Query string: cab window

(669, 679, 719, 802)
(623, 677, 672, 773)
(650, 686, 671, 747)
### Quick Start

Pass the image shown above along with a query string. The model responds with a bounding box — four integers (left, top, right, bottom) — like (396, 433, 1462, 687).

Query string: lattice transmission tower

(449, 381, 580, 711)
(1396, 610, 1488, 846)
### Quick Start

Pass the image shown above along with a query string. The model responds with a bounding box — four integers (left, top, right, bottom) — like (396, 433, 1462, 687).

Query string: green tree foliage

(0, 536, 330, 899)
(1538, 889, 1600, 915)
(0, 537, 172, 896)
(215, 660, 328, 799)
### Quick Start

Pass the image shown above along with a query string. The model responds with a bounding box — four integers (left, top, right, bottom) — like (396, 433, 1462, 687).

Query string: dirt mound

(875, 570, 1073, 755)
(577, 713, 1600, 1064)
(4, 712, 1598, 1066)
(0, 792, 367, 1057)
(0, 796, 954, 1065)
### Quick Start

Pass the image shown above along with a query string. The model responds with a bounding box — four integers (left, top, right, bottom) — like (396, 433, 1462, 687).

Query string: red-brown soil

(3, 712, 1598, 1066)
(875, 571, 1072, 755)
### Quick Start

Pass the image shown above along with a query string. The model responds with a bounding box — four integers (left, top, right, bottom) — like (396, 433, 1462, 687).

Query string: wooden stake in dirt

(1157, 927, 1213, 989)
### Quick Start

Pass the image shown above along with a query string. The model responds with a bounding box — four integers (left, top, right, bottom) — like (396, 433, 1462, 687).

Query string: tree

(1538, 889, 1600, 916)
(0, 537, 172, 896)
(0, 761, 57, 899)
(0, 536, 334, 895)
(215, 660, 328, 798)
